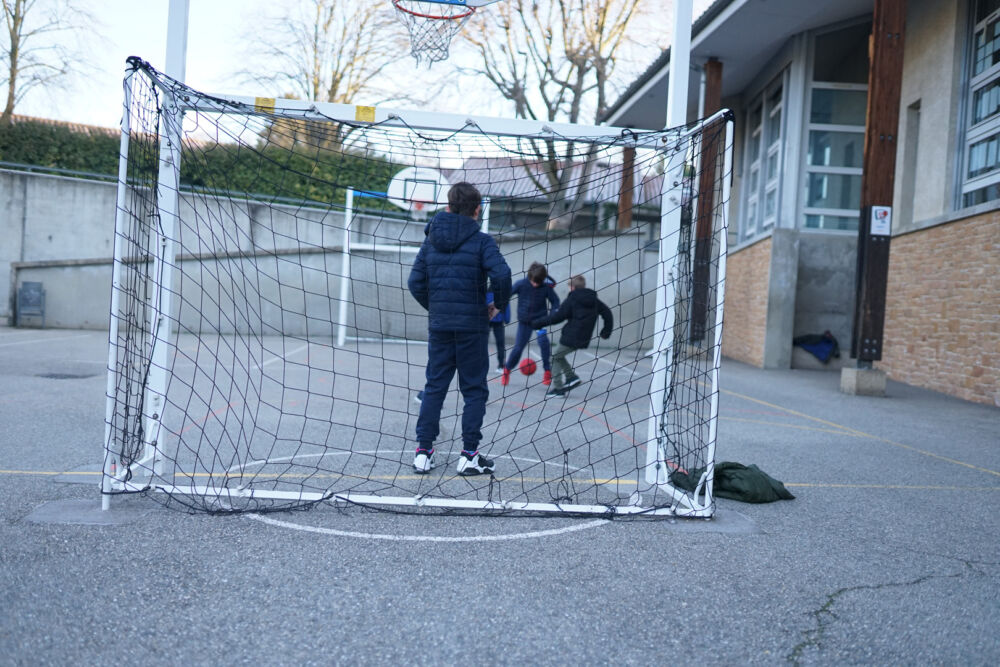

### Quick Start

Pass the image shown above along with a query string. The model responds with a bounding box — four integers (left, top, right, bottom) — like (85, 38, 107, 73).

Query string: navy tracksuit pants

(416, 329, 490, 450)
(504, 322, 551, 371)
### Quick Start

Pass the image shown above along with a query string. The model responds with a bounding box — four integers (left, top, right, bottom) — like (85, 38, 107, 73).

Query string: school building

(603, 0, 999, 406)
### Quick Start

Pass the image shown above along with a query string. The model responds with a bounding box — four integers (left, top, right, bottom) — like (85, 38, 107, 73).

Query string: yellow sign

(355, 106, 376, 123)
(253, 97, 276, 114)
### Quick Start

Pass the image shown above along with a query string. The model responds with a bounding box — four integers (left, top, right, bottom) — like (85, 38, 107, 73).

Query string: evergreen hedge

(0, 118, 402, 208)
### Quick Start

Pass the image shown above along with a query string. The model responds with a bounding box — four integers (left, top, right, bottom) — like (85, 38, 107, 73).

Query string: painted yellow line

(722, 388, 1000, 479)
(720, 416, 862, 437)
(785, 483, 1000, 491)
(0, 468, 634, 485)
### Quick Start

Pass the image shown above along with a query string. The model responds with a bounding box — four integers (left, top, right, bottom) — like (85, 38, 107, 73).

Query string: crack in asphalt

(786, 555, 1000, 664)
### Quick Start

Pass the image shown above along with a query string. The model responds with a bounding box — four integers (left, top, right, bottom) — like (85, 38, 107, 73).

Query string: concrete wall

(1, 170, 118, 319)
(792, 232, 858, 369)
(880, 210, 1000, 407)
(4, 168, 669, 349)
(10, 234, 661, 350)
(894, 0, 965, 229)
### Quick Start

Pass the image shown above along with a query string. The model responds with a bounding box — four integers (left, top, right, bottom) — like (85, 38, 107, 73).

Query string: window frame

(802, 81, 867, 232)
(739, 75, 786, 242)
(961, 2, 1000, 206)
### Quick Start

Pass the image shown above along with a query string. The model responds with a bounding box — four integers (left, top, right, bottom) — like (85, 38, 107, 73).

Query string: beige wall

(894, 0, 965, 230)
(722, 237, 771, 367)
(880, 210, 1000, 407)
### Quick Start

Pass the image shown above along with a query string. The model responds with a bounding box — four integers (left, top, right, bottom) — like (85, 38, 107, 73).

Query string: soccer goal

(102, 57, 733, 518)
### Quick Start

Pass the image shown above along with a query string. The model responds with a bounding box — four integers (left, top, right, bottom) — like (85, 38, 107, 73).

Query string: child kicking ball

(531, 275, 613, 397)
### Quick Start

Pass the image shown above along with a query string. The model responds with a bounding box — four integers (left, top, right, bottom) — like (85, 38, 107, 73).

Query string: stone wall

(880, 211, 1000, 406)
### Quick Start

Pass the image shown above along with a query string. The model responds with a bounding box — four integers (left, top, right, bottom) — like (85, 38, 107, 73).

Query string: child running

(501, 262, 560, 386)
(531, 274, 613, 397)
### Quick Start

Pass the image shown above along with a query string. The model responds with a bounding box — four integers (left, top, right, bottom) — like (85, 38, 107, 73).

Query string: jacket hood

(428, 211, 480, 252)
(573, 288, 598, 307)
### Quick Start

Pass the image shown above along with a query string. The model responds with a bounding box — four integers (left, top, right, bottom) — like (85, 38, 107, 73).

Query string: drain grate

(36, 373, 99, 380)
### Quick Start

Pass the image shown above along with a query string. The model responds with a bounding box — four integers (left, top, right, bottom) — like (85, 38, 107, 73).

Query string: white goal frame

(335, 187, 493, 347)
(103, 71, 733, 517)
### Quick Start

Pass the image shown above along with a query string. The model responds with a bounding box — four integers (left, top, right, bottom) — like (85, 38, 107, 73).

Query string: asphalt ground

(1, 325, 998, 665)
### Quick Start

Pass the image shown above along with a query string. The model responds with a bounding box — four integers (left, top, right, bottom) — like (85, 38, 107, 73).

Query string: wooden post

(691, 58, 723, 341)
(618, 147, 635, 229)
(851, 0, 906, 363)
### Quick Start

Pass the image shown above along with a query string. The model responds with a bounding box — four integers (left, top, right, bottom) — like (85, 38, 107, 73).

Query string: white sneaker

(413, 449, 434, 474)
(494, 367, 504, 374)
(456, 451, 495, 476)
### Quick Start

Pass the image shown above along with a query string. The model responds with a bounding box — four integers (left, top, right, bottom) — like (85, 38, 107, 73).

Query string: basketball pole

(145, 0, 189, 484)
(645, 0, 692, 488)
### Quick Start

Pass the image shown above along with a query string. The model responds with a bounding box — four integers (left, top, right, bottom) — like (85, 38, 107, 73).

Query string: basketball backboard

(386, 166, 451, 214)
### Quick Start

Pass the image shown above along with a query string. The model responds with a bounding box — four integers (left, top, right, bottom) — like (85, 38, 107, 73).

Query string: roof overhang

(604, 0, 873, 129)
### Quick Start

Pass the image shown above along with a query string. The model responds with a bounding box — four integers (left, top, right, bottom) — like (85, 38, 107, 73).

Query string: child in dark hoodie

(407, 182, 511, 475)
(531, 274, 613, 397)
(501, 262, 560, 386)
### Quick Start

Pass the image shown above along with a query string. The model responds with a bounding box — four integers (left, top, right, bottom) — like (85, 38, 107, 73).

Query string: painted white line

(248, 342, 311, 372)
(245, 512, 609, 542)
(579, 351, 642, 378)
(0, 333, 92, 348)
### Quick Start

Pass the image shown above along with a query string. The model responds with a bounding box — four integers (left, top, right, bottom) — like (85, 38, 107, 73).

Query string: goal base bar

(108, 482, 714, 518)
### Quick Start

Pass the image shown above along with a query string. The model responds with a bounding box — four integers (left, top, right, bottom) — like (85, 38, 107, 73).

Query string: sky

(14, 0, 715, 130)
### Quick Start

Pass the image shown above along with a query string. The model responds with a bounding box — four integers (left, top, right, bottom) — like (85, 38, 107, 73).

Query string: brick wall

(722, 237, 772, 367)
(880, 211, 1000, 406)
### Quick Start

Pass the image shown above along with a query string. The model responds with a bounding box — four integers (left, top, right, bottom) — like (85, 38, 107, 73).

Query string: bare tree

(459, 0, 647, 228)
(243, 0, 408, 148)
(1, 0, 97, 125)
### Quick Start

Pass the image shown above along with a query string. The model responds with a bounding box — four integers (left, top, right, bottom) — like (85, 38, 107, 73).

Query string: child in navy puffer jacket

(408, 182, 511, 476)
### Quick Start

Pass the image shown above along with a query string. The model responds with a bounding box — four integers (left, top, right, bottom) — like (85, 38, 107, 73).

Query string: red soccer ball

(519, 358, 537, 376)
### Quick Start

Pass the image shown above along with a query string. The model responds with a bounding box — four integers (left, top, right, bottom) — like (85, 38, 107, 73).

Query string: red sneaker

(501, 368, 510, 386)
(542, 370, 552, 386)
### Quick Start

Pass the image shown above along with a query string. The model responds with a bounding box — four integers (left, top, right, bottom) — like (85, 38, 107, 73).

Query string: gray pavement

(0, 325, 997, 665)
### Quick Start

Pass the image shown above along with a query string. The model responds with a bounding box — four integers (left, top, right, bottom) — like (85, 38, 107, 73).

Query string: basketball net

(393, 0, 475, 66)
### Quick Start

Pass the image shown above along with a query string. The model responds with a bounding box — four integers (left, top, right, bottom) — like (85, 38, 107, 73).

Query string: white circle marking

(245, 512, 609, 542)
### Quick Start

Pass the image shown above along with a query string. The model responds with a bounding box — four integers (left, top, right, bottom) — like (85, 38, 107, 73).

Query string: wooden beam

(617, 147, 635, 230)
(852, 0, 906, 363)
(691, 58, 724, 341)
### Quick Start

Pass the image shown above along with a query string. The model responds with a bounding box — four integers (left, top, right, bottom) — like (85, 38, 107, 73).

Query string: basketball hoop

(392, 0, 491, 66)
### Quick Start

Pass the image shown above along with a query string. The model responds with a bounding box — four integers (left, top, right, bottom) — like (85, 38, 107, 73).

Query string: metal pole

(701, 117, 735, 506)
(102, 69, 135, 511)
(481, 197, 491, 234)
(666, 0, 693, 129)
(645, 0, 693, 486)
(165, 0, 190, 80)
(336, 189, 354, 347)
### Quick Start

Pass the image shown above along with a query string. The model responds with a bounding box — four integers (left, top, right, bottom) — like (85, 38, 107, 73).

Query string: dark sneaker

(456, 451, 495, 475)
(564, 376, 582, 390)
(414, 391, 424, 404)
(413, 448, 434, 474)
(545, 386, 567, 398)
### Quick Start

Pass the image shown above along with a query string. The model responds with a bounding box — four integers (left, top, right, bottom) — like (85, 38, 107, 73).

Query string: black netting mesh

(104, 58, 731, 518)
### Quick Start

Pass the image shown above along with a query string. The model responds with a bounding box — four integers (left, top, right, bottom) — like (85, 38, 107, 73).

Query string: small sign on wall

(870, 206, 892, 236)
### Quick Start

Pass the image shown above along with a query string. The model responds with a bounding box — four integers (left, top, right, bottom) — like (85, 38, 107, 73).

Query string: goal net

(103, 57, 733, 518)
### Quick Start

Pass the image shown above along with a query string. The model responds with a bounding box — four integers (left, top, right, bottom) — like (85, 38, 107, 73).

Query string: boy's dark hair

(527, 262, 548, 284)
(570, 274, 586, 290)
(448, 182, 481, 217)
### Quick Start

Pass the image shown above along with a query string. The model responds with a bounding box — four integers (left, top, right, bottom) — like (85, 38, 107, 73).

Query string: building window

(740, 75, 785, 241)
(963, 0, 1000, 206)
(803, 21, 870, 232)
